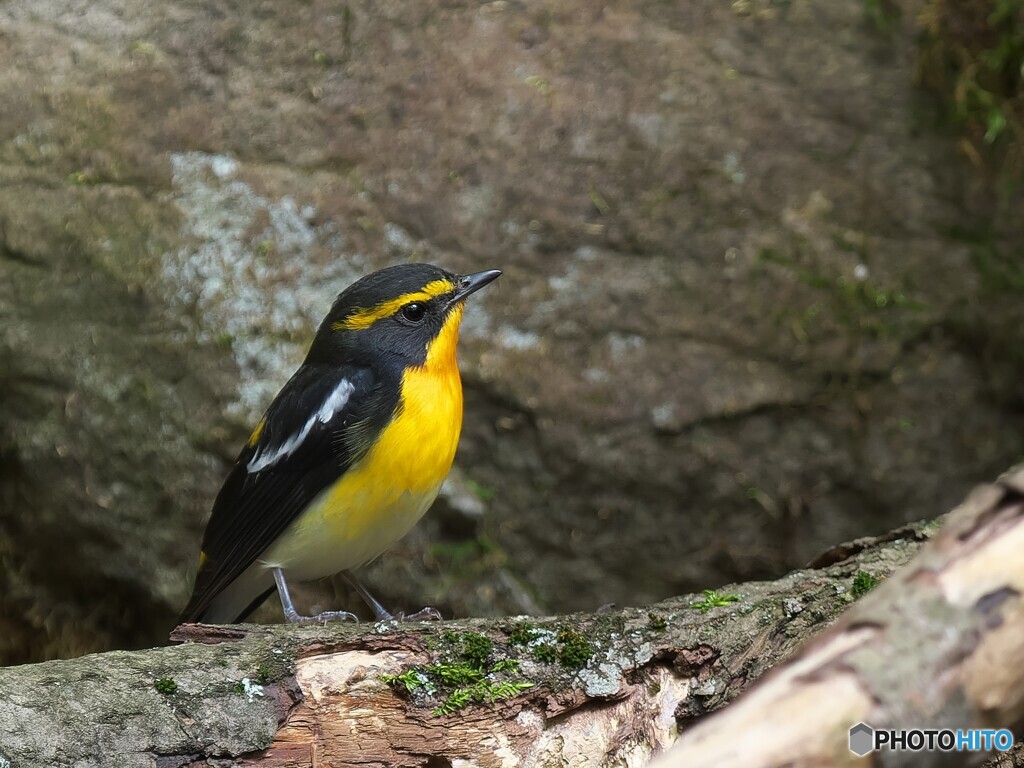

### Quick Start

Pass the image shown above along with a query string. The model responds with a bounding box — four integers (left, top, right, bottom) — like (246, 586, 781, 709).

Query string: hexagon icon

(849, 722, 875, 756)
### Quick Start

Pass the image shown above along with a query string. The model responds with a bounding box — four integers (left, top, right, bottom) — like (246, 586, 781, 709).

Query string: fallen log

(8, 469, 1024, 767)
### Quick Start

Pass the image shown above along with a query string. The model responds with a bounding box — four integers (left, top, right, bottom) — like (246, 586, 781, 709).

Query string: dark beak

(450, 269, 502, 304)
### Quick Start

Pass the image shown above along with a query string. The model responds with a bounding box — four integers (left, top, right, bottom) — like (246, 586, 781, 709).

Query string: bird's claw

(284, 608, 359, 624)
(391, 606, 442, 622)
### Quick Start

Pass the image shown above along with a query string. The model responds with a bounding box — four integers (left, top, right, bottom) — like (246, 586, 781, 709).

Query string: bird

(179, 262, 502, 624)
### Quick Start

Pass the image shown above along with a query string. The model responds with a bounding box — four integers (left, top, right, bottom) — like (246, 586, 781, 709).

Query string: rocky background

(1, 0, 1022, 665)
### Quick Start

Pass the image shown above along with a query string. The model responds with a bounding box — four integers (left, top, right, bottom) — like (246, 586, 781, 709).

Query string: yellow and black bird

(179, 262, 501, 624)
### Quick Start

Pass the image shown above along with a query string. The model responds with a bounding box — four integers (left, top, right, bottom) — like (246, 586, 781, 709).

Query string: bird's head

(307, 263, 501, 370)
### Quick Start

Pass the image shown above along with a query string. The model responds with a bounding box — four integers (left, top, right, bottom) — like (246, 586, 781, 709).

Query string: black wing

(179, 363, 395, 622)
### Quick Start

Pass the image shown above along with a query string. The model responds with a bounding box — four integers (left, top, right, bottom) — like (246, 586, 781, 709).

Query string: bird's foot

(340, 571, 442, 622)
(274, 568, 359, 624)
(283, 607, 359, 624)
(389, 606, 442, 622)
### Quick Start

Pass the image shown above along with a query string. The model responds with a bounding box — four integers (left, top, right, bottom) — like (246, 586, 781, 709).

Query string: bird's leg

(399, 606, 444, 621)
(340, 571, 392, 620)
(341, 570, 442, 622)
(273, 568, 358, 623)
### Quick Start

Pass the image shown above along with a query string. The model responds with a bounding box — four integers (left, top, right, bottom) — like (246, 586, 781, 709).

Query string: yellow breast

(261, 304, 465, 577)
(345, 300, 465, 507)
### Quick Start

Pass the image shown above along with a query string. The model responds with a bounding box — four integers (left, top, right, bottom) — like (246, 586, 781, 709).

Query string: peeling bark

(653, 465, 1024, 768)
(5, 470, 1024, 767)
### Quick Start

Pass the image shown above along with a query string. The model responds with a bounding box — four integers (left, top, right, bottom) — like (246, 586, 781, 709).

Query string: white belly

(257, 479, 444, 580)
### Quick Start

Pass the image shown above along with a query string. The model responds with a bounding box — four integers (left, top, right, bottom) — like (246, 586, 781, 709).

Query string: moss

(556, 627, 594, 669)
(253, 239, 275, 257)
(851, 570, 880, 597)
(510, 622, 596, 668)
(68, 171, 99, 186)
(647, 612, 668, 630)
(381, 630, 534, 716)
(239, 645, 295, 688)
(690, 589, 742, 614)
(589, 185, 611, 215)
(153, 677, 177, 695)
(431, 661, 485, 687)
(380, 669, 429, 693)
(491, 658, 521, 674)
(524, 74, 553, 97)
(443, 631, 493, 668)
(253, 664, 272, 685)
(431, 679, 534, 716)
(531, 643, 558, 663)
(507, 622, 537, 646)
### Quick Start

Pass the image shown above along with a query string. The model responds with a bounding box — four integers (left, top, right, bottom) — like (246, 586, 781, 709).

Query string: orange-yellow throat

(260, 303, 465, 577)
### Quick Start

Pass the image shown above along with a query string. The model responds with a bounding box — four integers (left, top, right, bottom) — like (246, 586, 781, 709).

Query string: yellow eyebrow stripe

(332, 279, 455, 331)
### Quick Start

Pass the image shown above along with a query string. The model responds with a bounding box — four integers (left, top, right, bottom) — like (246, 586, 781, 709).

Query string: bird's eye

(401, 302, 427, 322)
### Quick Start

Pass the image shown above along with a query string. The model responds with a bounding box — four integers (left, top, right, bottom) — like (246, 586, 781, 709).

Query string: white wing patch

(247, 379, 354, 473)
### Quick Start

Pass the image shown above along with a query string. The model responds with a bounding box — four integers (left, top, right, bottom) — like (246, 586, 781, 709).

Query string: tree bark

(1, 469, 1022, 767)
(652, 465, 1024, 768)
